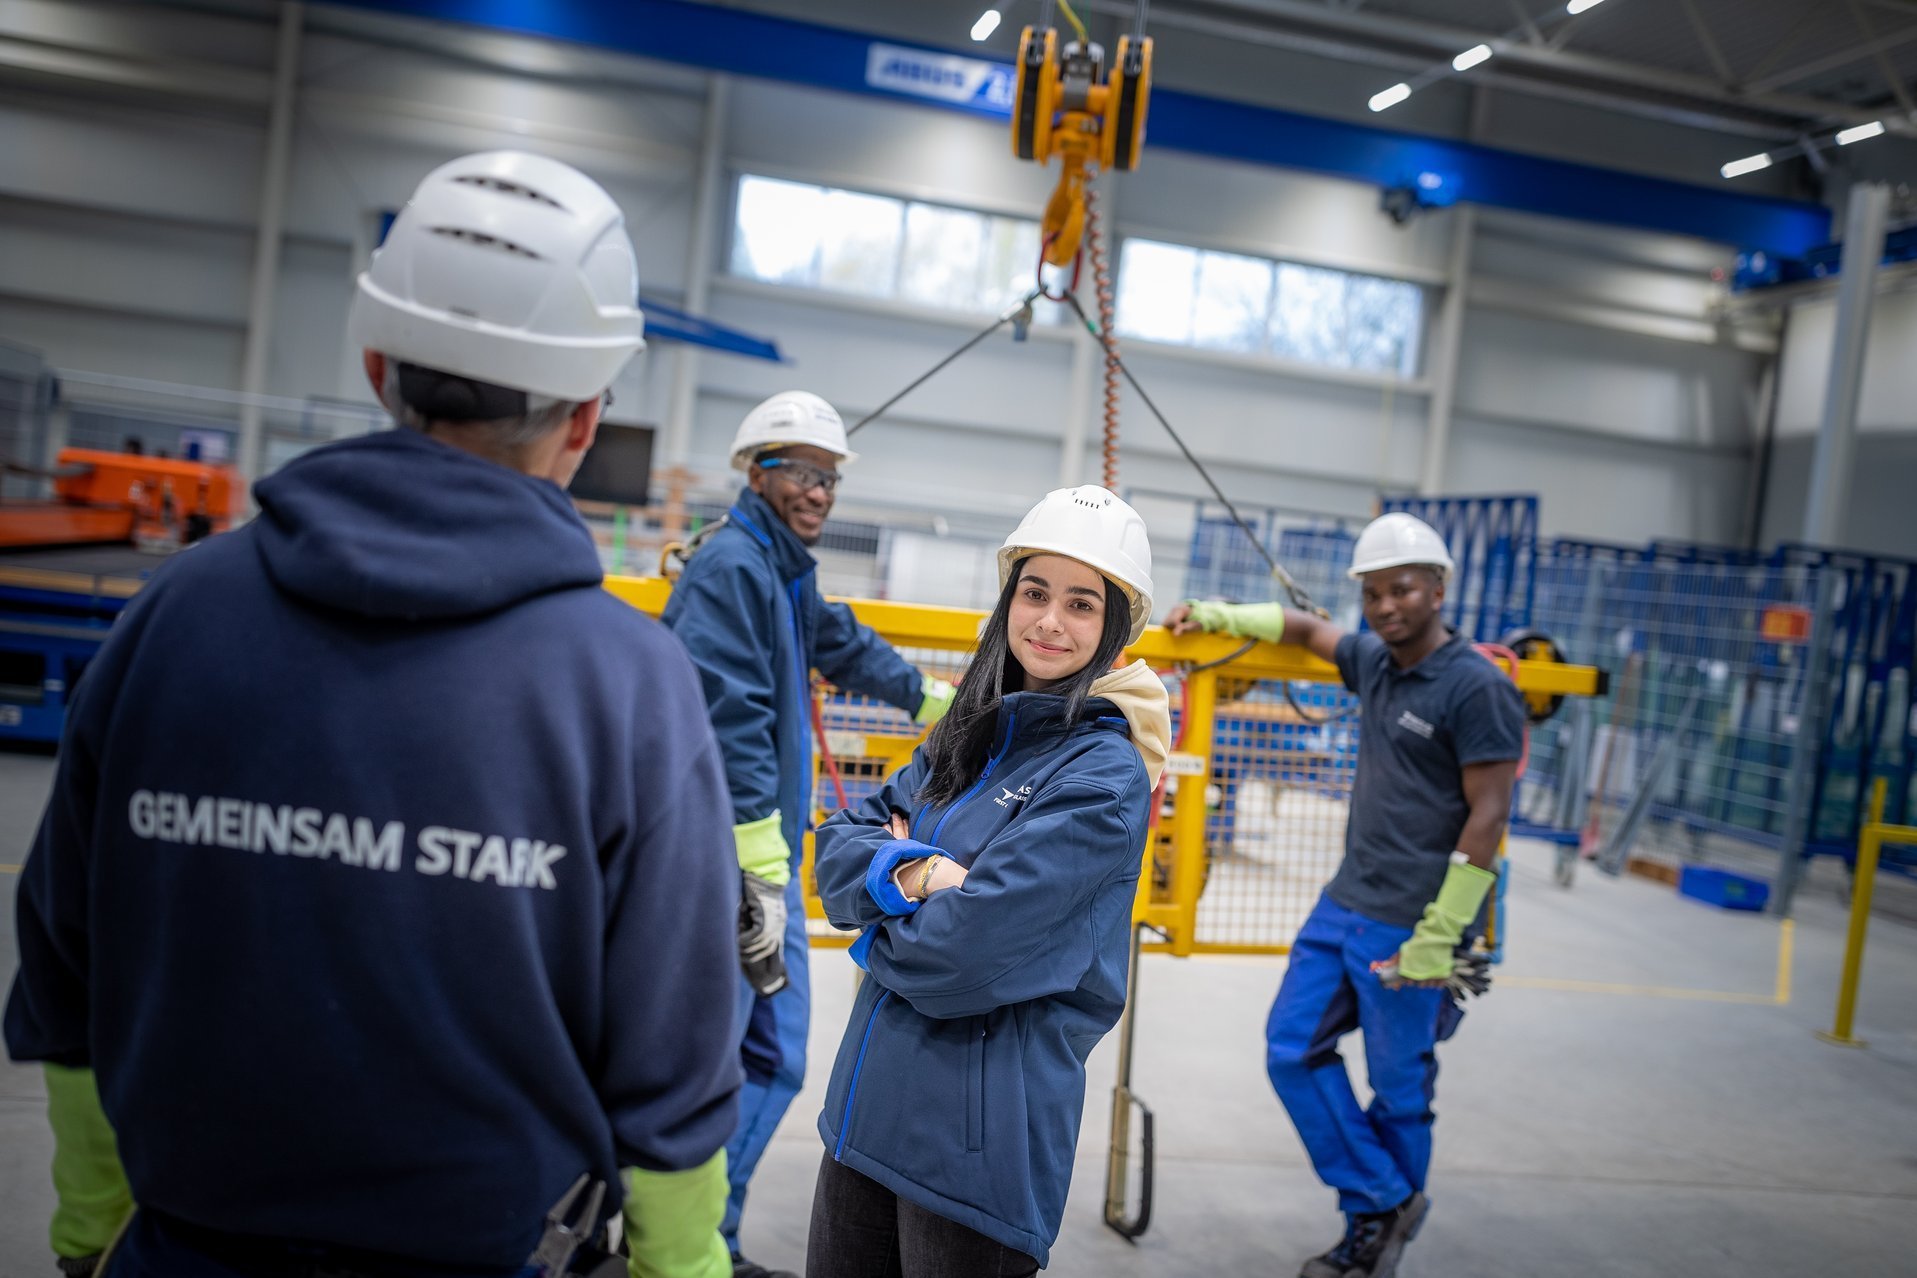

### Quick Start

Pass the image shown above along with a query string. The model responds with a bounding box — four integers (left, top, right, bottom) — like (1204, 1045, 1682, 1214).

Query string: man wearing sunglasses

(662, 389, 956, 1278)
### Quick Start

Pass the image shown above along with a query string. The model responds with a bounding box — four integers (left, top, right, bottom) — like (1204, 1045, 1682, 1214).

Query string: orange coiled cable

(1085, 182, 1121, 489)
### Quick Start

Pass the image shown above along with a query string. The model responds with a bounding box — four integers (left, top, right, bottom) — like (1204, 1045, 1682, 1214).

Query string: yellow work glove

(44, 1064, 133, 1263)
(732, 813, 791, 888)
(915, 676, 957, 726)
(622, 1151, 730, 1278)
(1394, 854, 1498, 983)
(1183, 600, 1286, 643)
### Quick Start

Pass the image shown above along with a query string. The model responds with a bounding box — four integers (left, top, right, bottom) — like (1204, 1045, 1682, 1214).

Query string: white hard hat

(998, 486, 1155, 643)
(1348, 512, 1455, 579)
(730, 390, 858, 471)
(348, 150, 646, 402)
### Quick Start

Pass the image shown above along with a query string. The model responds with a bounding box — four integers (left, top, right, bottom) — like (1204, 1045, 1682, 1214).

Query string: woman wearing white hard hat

(809, 486, 1171, 1275)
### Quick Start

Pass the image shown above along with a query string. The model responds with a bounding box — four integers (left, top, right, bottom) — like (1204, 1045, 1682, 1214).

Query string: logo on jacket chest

(994, 782, 1034, 808)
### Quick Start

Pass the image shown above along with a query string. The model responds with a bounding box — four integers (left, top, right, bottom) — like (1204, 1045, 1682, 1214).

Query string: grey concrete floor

(4, 747, 1917, 1276)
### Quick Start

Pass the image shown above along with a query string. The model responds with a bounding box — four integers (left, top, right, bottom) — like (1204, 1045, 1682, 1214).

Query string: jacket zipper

(919, 706, 1019, 847)
(839, 708, 1019, 1159)
(835, 989, 893, 1159)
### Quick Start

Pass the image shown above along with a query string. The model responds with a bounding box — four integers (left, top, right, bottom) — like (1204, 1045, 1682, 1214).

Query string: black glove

(1371, 946, 1492, 1000)
(1447, 948, 1493, 999)
(55, 1258, 101, 1278)
(738, 871, 789, 996)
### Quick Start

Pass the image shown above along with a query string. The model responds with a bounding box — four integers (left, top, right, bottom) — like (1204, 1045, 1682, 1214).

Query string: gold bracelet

(916, 855, 941, 900)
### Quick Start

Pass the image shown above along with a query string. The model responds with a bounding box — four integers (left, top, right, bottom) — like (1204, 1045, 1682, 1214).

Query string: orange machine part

(0, 504, 136, 549)
(53, 448, 238, 522)
(0, 448, 239, 549)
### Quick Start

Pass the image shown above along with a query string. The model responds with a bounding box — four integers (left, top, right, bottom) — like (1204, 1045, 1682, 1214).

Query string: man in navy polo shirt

(1165, 512, 1525, 1278)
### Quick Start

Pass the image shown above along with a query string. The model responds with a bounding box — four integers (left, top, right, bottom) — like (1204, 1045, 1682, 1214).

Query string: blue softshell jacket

(3, 430, 742, 1270)
(812, 692, 1151, 1266)
(661, 485, 927, 861)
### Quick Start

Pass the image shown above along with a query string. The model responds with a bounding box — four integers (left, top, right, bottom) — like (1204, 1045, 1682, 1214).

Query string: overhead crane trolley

(1011, 0, 1153, 268)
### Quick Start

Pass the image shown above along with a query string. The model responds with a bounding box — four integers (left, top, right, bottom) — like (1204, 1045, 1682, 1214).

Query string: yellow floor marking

(1507, 919, 1795, 1006)
(0, 863, 20, 874)
(1500, 976, 1781, 1004)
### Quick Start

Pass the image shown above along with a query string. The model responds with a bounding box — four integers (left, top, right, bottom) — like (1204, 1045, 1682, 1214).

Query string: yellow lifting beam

(605, 575, 1605, 957)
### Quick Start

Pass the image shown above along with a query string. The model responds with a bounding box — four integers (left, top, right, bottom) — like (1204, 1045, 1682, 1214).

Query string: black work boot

(1298, 1218, 1361, 1278)
(1339, 1192, 1428, 1278)
(731, 1253, 800, 1278)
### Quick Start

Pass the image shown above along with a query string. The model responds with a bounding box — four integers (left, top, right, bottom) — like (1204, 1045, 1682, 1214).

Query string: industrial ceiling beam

(1747, 19, 1917, 95)
(1677, 0, 1736, 89)
(1141, 0, 1889, 129)
(1076, 0, 1794, 138)
(1847, 0, 1917, 118)
(1501, 0, 1546, 48)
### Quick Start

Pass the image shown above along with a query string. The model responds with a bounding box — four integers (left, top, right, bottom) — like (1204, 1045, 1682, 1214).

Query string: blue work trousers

(723, 875, 813, 1251)
(1265, 892, 1461, 1217)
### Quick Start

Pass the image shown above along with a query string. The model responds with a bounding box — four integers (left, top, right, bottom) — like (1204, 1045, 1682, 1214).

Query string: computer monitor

(570, 421, 655, 506)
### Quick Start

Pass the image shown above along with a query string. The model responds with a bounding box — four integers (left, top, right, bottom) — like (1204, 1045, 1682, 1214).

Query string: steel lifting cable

(1055, 290, 1326, 619)
(846, 287, 1048, 438)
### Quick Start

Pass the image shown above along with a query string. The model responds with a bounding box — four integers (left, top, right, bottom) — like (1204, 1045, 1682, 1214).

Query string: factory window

(729, 175, 1057, 322)
(1115, 238, 1424, 376)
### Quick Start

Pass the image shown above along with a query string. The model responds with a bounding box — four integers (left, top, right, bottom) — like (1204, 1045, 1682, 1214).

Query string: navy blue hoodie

(812, 662, 1169, 1265)
(3, 429, 742, 1269)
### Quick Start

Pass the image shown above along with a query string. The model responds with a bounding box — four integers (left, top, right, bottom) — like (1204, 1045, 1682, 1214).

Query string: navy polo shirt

(1326, 629, 1527, 928)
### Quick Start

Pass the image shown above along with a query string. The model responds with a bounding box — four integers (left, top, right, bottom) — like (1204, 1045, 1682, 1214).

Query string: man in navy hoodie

(661, 391, 954, 1278)
(5, 152, 741, 1278)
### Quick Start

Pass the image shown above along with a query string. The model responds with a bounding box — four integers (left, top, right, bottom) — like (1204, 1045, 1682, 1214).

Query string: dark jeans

(807, 1154, 1040, 1278)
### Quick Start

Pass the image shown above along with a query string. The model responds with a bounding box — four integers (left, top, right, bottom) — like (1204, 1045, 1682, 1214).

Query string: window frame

(1113, 233, 1432, 382)
(725, 170, 1065, 327)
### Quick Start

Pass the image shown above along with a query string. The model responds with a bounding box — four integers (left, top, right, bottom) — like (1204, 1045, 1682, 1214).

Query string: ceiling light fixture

(1837, 120, 1887, 146)
(1567, 0, 1608, 13)
(971, 9, 1001, 42)
(1452, 44, 1493, 72)
(1720, 153, 1773, 179)
(1369, 82, 1413, 112)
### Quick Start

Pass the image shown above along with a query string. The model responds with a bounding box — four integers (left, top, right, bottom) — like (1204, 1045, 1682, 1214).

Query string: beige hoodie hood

(1090, 659, 1173, 789)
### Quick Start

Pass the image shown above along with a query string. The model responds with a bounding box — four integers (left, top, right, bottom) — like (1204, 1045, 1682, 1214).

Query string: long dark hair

(916, 557, 1131, 809)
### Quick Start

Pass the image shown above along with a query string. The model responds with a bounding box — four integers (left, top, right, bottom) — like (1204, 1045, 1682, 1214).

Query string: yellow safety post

(1819, 779, 1917, 1048)
(1166, 667, 1219, 957)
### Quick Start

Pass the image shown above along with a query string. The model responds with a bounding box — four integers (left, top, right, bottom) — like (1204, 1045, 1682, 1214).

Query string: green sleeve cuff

(622, 1151, 731, 1278)
(1184, 600, 1286, 643)
(914, 676, 956, 726)
(1431, 855, 1498, 923)
(1399, 856, 1499, 981)
(44, 1065, 133, 1260)
(733, 813, 791, 886)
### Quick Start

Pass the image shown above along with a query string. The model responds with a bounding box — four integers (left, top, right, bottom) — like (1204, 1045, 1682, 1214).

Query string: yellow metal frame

(605, 575, 1605, 957)
(1819, 779, 1916, 1048)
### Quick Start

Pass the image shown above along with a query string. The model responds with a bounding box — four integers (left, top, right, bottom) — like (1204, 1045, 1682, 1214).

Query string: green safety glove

(44, 1065, 133, 1264)
(622, 1151, 731, 1278)
(914, 676, 957, 726)
(1182, 600, 1287, 643)
(1383, 854, 1499, 985)
(732, 813, 791, 888)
